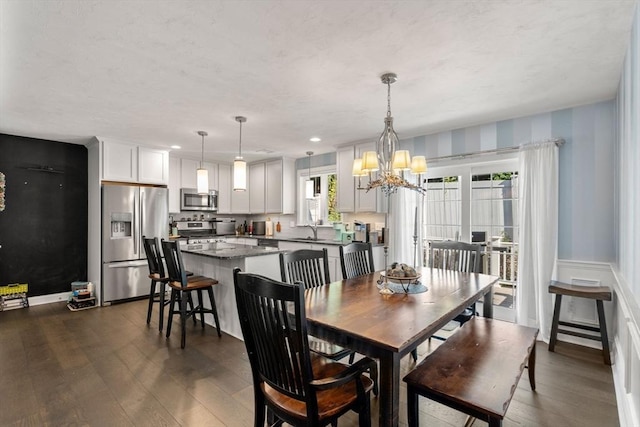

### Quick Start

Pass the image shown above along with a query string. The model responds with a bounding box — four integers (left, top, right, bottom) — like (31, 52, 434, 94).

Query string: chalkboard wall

(0, 134, 88, 296)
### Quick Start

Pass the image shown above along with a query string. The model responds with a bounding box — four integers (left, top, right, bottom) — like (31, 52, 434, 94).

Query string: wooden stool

(548, 280, 612, 365)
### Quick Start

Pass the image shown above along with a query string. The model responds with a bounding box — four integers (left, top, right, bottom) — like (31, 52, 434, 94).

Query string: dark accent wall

(0, 134, 88, 296)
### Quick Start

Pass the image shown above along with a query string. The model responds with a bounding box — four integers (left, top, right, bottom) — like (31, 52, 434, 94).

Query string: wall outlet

(290, 221, 296, 228)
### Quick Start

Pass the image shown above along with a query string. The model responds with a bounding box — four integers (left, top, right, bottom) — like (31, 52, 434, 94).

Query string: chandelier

(353, 73, 427, 195)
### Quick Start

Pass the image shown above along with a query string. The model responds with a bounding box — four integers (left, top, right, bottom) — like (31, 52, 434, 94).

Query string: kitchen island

(180, 243, 283, 340)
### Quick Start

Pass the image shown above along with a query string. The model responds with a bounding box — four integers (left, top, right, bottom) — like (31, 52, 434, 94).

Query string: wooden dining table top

(303, 267, 499, 427)
(304, 267, 498, 356)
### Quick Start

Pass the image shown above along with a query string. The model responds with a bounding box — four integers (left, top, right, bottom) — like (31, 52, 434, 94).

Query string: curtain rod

(425, 137, 565, 163)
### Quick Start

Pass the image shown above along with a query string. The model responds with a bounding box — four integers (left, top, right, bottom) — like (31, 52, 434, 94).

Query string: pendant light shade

(233, 116, 247, 192)
(196, 131, 209, 194)
(305, 151, 314, 199)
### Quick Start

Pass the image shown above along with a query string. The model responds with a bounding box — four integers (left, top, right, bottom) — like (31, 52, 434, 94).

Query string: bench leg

(528, 341, 536, 391)
(548, 294, 563, 352)
(488, 416, 502, 427)
(596, 300, 612, 365)
(407, 386, 419, 427)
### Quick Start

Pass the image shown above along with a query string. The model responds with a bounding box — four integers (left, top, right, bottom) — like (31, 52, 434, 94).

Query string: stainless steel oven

(180, 188, 218, 212)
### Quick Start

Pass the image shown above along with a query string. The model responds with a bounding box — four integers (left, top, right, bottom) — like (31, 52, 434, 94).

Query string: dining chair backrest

(161, 239, 189, 288)
(429, 241, 482, 273)
(280, 249, 331, 289)
(339, 242, 375, 280)
(233, 268, 316, 407)
(143, 236, 165, 277)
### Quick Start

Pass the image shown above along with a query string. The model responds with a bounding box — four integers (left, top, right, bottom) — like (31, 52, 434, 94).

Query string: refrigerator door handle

(133, 191, 138, 255)
(141, 188, 145, 242)
(107, 260, 148, 268)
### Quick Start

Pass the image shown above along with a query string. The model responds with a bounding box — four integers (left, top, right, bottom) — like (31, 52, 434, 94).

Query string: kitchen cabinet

(218, 163, 231, 214)
(180, 158, 200, 189)
(249, 162, 266, 213)
(102, 139, 169, 185)
(102, 140, 138, 182)
(355, 141, 378, 213)
(168, 156, 181, 213)
(204, 162, 218, 192)
(247, 158, 295, 215)
(231, 186, 250, 213)
(138, 147, 169, 185)
(336, 146, 355, 212)
(266, 159, 295, 214)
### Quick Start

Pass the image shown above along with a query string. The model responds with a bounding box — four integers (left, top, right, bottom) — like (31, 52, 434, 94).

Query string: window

(297, 166, 339, 226)
(422, 156, 519, 318)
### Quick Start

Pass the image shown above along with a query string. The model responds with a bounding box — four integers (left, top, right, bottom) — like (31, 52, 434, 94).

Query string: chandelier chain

(387, 80, 392, 118)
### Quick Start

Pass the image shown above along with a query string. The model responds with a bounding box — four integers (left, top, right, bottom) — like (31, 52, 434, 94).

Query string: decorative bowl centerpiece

(378, 262, 425, 294)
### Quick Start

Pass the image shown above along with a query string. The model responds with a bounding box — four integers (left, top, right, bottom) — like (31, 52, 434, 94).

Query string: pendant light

(353, 72, 426, 195)
(196, 131, 209, 194)
(233, 116, 247, 192)
(305, 151, 314, 199)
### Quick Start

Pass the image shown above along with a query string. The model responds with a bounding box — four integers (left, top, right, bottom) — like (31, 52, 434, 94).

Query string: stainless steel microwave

(180, 188, 218, 212)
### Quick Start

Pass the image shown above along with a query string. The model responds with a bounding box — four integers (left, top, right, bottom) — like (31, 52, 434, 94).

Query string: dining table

(303, 267, 499, 427)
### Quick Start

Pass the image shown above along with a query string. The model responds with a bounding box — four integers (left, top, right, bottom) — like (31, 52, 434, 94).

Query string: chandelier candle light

(352, 73, 428, 294)
(196, 131, 209, 195)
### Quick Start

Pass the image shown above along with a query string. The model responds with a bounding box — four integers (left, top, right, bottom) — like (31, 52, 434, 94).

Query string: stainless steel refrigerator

(102, 184, 168, 304)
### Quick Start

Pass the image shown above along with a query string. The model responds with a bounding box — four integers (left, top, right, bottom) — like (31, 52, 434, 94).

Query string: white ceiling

(0, 0, 636, 163)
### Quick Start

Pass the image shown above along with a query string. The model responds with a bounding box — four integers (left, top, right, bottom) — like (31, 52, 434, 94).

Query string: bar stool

(548, 280, 612, 365)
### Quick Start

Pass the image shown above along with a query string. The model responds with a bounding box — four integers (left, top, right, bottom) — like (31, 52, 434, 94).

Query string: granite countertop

(235, 235, 383, 247)
(181, 243, 284, 259)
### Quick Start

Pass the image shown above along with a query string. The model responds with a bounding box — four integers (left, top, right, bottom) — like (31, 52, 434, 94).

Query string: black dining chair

(161, 239, 222, 349)
(339, 242, 375, 280)
(411, 240, 483, 360)
(233, 268, 374, 427)
(280, 249, 378, 395)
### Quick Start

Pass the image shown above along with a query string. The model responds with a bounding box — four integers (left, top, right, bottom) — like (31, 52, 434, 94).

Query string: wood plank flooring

(0, 299, 619, 426)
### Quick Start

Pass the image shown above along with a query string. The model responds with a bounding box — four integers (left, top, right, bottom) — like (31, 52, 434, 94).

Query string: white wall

(613, 3, 640, 426)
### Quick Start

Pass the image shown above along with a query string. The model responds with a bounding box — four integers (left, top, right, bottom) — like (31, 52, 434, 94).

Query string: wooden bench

(403, 318, 539, 427)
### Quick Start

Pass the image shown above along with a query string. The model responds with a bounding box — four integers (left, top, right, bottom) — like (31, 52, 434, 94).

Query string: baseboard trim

(27, 292, 72, 306)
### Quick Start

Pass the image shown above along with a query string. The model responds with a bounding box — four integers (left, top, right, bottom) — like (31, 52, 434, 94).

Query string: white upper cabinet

(180, 158, 200, 189)
(231, 186, 250, 213)
(336, 146, 355, 212)
(355, 141, 378, 212)
(247, 158, 295, 215)
(204, 162, 218, 192)
(138, 147, 169, 185)
(102, 139, 168, 185)
(249, 162, 266, 213)
(102, 140, 138, 182)
(218, 163, 232, 214)
(267, 159, 295, 214)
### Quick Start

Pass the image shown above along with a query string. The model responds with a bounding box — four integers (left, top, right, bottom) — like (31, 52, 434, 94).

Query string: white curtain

(516, 141, 559, 341)
(389, 188, 424, 269)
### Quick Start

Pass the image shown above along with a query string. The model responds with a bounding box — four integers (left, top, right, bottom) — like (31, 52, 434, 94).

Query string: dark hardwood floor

(0, 299, 618, 426)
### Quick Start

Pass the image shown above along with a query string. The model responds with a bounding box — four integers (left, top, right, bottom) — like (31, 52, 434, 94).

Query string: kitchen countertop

(232, 235, 383, 246)
(181, 243, 284, 259)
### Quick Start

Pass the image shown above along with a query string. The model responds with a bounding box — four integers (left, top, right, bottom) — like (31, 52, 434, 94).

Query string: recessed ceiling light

(309, 137, 321, 142)
(170, 145, 181, 149)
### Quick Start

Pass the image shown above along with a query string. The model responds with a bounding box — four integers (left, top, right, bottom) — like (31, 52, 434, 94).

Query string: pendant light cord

(238, 120, 242, 157)
(201, 133, 205, 168)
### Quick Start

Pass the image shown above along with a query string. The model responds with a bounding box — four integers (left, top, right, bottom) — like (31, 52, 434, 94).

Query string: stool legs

(548, 293, 611, 365)
(596, 300, 611, 365)
(548, 294, 563, 352)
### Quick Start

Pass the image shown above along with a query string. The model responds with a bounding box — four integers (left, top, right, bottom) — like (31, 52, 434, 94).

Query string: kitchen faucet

(306, 223, 318, 240)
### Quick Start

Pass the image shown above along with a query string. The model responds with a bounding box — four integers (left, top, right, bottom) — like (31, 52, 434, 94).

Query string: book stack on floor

(0, 283, 29, 311)
(67, 281, 96, 311)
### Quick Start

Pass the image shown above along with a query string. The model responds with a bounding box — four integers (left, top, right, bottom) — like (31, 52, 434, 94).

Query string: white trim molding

(555, 260, 640, 426)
